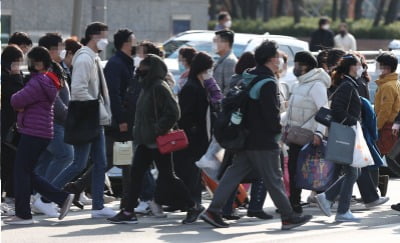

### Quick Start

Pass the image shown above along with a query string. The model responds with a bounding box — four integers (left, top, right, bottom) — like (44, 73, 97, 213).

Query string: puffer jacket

(133, 54, 180, 146)
(331, 75, 361, 126)
(283, 68, 331, 137)
(11, 72, 59, 139)
(374, 72, 400, 129)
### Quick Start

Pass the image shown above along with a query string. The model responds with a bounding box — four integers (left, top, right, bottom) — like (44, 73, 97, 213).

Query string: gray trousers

(208, 149, 294, 220)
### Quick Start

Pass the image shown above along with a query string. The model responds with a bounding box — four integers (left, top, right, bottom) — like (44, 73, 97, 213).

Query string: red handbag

(156, 129, 189, 154)
(153, 89, 189, 154)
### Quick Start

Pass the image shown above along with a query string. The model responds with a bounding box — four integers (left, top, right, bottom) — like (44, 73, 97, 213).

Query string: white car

(162, 30, 309, 99)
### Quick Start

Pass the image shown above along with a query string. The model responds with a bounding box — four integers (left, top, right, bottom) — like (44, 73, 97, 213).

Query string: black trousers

(124, 145, 195, 213)
(1, 143, 16, 198)
(287, 143, 303, 206)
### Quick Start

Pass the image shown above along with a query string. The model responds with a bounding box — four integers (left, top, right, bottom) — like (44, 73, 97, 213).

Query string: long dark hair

(28, 46, 65, 87)
(1, 44, 23, 71)
(235, 52, 256, 75)
(188, 52, 214, 80)
(331, 54, 359, 87)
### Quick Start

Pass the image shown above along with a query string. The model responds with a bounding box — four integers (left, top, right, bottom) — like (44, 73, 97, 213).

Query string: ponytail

(51, 61, 66, 87)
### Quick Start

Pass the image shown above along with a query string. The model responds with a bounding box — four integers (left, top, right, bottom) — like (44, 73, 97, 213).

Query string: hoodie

(71, 46, 112, 126)
(133, 54, 180, 146)
(283, 68, 331, 137)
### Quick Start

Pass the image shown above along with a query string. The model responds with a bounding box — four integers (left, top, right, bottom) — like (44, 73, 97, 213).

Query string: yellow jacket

(374, 72, 400, 129)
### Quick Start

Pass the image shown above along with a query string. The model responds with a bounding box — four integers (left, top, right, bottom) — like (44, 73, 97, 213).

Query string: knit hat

(294, 51, 318, 68)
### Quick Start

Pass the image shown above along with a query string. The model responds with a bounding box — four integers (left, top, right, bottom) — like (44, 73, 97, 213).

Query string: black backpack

(214, 76, 272, 150)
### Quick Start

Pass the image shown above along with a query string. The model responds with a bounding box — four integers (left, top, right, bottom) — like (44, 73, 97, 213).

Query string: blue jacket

(360, 97, 384, 167)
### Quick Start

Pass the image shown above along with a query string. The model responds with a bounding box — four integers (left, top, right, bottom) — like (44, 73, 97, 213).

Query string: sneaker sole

(365, 198, 390, 209)
(281, 216, 313, 230)
(335, 218, 361, 222)
(59, 194, 74, 220)
(315, 195, 332, 217)
(182, 207, 206, 224)
(200, 213, 229, 228)
(107, 219, 138, 224)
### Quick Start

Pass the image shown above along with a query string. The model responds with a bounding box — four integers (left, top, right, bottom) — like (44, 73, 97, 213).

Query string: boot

(378, 175, 389, 197)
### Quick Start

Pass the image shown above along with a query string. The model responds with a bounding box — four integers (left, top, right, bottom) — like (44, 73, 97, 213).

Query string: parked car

(162, 30, 309, 98)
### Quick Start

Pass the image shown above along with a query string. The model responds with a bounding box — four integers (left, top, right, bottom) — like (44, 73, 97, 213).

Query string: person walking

(3, 46, 74, 225)
(213, 30, 238, 95)
(200, 40, 313, 230)
(310, 17, 334, 52)
(51, 22, 115, 218)
(214, 12, 232, 31)
(1, 45, 25, 216)
(107, 54, 205, 224)
(283, 51, 331, 213)
(334, 23, 357, 51)
(315, 54, 363, 222)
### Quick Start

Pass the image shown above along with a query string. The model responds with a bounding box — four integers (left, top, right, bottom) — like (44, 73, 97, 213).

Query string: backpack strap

(248, 78, 275, 100)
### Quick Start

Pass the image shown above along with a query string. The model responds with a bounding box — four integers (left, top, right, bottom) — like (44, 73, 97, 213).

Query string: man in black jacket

(310, 17, 334, 52)
(200, 40, 312, 230)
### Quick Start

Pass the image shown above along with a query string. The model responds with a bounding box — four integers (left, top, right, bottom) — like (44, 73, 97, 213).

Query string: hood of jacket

(242, 65, 276, 99)
(297, 68, 331, 88)
(72, 46, 97, 66)
(376, 72, 399, 86)
(140, 54, 168, 89)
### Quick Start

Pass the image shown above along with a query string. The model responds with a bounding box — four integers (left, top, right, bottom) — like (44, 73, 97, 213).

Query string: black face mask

(131, 46, 137, 56)
(293, 68, 303, 77)
(136, 68, 149, 78)
(339, 30, 346, 37)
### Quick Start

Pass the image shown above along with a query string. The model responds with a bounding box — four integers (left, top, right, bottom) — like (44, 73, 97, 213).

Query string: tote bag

(351, 122, 374, 168)
(325, 122, 355, 165)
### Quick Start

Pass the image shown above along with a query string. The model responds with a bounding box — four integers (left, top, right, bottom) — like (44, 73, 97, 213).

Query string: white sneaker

(1, 203, 15, 216)
(315, 193, 332, 217)
(135, 201, 150, 214)
(32, 198, 59, 218)
(148, 201, 167, 218)
(91, 207, 116, 218)
(365, 196, 389, 209)
(80, 193, 93, 205)
(335, 210, 361, 222)
(103, 195, 116, 204)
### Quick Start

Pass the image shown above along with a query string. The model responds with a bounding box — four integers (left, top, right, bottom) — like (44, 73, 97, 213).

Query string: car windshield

(164, 40, 246, 59)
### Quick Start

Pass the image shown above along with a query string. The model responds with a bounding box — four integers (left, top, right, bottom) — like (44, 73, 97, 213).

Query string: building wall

(1, 0, 208, 43)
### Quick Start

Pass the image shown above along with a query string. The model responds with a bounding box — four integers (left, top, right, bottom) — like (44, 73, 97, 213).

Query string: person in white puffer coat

(282, 51, 331, 213)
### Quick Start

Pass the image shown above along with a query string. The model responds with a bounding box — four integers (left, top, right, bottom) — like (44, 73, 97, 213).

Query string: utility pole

(92, 0, 107, 23)
(71, 0, 83, 37)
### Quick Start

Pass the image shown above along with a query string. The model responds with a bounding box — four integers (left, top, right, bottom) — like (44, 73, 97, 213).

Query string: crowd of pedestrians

(1, 16, 399, 233)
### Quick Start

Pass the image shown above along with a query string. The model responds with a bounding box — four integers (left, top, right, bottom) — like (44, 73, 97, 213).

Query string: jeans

(36, 123, 74, 182)
(52, 128, 107, 210)
(14, 134, 68, 219)
(124, 145, 195, 213)
(324, 165, 360, 214)
(208, 149, 295, 220)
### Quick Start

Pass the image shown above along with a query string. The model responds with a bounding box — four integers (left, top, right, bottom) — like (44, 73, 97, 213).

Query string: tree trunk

(230, 0, 240, 19)
(249, 0, 259, 19)
(209, 0, 217, 20)
(277, 0, 286, 16)
(373, 0, 387, 27)
(291, 0, 302, 24)
(354, 0, 364, 20)
(332, 0, 338, 21)
(384, 0, 399, 25)
(263, 0, 271, 21)
(238, 0, 249, 19)
(340, 0, 348, 22)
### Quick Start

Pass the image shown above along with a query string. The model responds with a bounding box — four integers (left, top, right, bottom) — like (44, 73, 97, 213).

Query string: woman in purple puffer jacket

(3, 47, 74, 225)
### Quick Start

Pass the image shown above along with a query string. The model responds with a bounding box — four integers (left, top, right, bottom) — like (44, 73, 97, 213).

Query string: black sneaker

(107, 210, 138, 224)
(391, 203, 400, 211)
(222, 213, 241, 220)
(200, 210, 229, 228)
(182, 205, 205, 224)
(247, 210, 273, 220)
(281, 215, 312, 230)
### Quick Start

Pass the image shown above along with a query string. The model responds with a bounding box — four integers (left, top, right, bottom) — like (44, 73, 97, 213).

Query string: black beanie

(294, 51, 318, 69)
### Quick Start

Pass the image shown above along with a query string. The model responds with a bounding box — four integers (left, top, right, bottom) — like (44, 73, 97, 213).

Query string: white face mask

(224, 20, 232, 28)
(96, 38, 109, 51)
(59, 50, 67, 60)
(202, 69, 213, 80)
(134, 56, 143, 67)
(356, 66, 364, 78)
(322, 24, 330, 30)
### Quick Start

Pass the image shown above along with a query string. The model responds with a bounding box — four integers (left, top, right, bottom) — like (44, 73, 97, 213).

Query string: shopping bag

(113, 141, 133, 166)
(196, 138, 225, 180)
(326, 122, 355, 165)
(351, 122, 375, 168)
(296, 142, 336, 191)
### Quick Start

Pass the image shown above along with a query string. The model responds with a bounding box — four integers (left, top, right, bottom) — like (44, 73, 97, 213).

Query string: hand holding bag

(325, 122, 355, 165)
(351, 121, 374, 168)
(153, 89, 189, 154)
